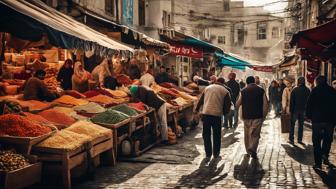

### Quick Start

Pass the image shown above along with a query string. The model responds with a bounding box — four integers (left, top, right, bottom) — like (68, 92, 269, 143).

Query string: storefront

(159, 29, 223, 85)
(290, 20, 336, 84)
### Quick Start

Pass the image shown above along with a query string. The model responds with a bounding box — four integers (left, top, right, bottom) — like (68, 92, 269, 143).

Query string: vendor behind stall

(23, 69, 58, 101)
(129, 85, 169, 144)
(72, 61, 91, 93)
(57, 59, 73, 90)
(91, 58, 113, 87)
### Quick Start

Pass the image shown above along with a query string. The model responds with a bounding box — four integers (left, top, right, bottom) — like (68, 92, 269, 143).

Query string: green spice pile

(91, 110, 129, 124)
(0, 150, 29, 172)
(73, 102, 105, 114)
(109, 104, 139, 116)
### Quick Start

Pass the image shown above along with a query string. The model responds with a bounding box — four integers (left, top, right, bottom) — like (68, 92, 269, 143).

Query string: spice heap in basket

(73, 102, 105, 114)
(91, 110, 129, 125)
(38, 109, 76, 130)
(0, 114, 52, 137)
(53, 95, 88, 106)
(0, 150, 29, 172)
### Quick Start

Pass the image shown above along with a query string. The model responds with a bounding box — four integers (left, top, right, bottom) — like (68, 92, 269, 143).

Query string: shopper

(239, 80, 246, 89)
(268, 80, 281, 116)
(155, 66, 170, 84)
(57, 59, 74, 90)
(91, 58, 113, 87)
(140, 65, 155, 87)
(195, 81, 231, 159)
(129, 85, 169, 144)
(72, 61, 91, 93)
(226, 73, 240, 128)
(282, 77, 294, 115)
(217, 77, 234, 129)
(236, 76, 269, 159)
(289, 77, 310, 144)
(23, 69, 59, 101)
(306, 76, 336, 169)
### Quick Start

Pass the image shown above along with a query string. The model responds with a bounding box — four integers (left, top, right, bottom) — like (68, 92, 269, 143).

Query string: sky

(234, 0, 288, 13)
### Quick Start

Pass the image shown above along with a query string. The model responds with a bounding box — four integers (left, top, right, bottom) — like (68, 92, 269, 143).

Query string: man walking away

(306, 76, 336, 169)
(268, 80, 281, 116)
(226, 73, 240, 128)
(196, 82, 231, 160)
(236, 76, 269, 159)
(289, 77, 310, 144)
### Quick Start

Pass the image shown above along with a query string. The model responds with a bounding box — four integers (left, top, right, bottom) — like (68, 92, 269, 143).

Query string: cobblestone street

(75, 115, 336, 189)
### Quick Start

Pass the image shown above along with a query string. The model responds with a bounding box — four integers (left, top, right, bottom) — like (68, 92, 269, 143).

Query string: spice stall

(0, 0, 136, 188)
(0, 1, 203, 189)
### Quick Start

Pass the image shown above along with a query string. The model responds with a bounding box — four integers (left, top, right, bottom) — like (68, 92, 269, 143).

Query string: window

(257, 22, 267, 40)
(217, 36, 225, 44)
(237, 29, 244, 45)
(162, 11, 167, 27)
(139, 0, 145, 26)
(224, 1, 230, 11)
(105, 0, 115, 16)
(272, 27, 279, 38)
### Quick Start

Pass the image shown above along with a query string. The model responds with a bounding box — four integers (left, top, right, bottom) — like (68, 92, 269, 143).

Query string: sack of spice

(38, 109, 76, 130)
(91, 110, 129, 125)
(35, 130, 90, 151)
(65, 121, 111, 140)
(53, 95, 89, 106)
(0, 114, 52, 137)
(109, 104, 139, 116)
(73, 102, 105, 114)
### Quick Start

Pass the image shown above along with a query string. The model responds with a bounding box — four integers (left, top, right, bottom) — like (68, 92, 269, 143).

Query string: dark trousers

(312, 123, 335, 166)
(289, 112, 304, 142)
(202, 115, 222, 157)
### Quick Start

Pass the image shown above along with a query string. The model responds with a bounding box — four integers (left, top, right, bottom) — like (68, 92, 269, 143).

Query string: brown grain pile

(65, 121, 111, 140)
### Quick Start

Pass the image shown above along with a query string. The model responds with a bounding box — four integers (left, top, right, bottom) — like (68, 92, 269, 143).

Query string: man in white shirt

(140, 65, 155, 87)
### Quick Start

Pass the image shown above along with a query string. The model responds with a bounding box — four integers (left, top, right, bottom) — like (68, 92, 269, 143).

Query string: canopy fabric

(290, 20, 336, 56)
(84, 10, 169, 49)
(159, 29, 224, 53)
(215, 52, 251, 70)
(0, 0, 133, 57)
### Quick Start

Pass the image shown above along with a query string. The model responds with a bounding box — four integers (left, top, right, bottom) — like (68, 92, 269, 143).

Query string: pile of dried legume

(91, 110, 129, 124)
(0, 150, 29, 172)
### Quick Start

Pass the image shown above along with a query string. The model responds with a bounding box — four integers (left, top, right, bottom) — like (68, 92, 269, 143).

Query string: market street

(75, 114, 336, 189)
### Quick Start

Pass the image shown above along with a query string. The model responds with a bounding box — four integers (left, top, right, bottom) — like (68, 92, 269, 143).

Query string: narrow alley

(75, 115, 336, 189)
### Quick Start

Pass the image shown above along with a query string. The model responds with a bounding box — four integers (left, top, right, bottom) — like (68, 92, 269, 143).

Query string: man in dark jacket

(268, 80, 281, 116)
(236, 76, 269, 159)
(155, 66, 170, 84)
(306, 76, 336, 169)
(226, 73, 240, 128)
(289, 77, 310, 144)
(129, 85, 168, 144)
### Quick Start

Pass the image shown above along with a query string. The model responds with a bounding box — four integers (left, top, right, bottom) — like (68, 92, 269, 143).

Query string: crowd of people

(195, 72, 336, 171)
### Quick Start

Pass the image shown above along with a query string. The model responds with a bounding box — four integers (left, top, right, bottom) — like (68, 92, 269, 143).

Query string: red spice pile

(128, 102, 146, 111)
(83, 90, 100, 98)
(23, 112, 53, 125)
(0, 114, 52, 137)
(116, 74, 132, 86)
(38, 109, 76, 129)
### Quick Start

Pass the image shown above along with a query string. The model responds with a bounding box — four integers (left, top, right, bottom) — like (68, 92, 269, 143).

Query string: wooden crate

(32, 144, 89, 189)
(89, 133, 115, 166)
(0, 125, 57, 154)
(0, 155, 42, 189)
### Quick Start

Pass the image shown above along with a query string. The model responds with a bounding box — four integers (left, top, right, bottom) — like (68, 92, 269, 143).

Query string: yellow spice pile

(65, 121, 112, 140)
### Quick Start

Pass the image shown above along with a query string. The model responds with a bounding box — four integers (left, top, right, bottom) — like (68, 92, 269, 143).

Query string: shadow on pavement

(174, 157, 228, 188)
(221, 131, 240, 148)
(234, 155, 265, 188)
(281, 144, 315, 165)
(314, 166, 336, 188)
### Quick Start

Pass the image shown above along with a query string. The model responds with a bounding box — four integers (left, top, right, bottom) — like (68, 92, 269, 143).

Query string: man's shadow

(314, 164, 336, 188)
(174, 157, 228, 188)
(234, 155, 265, 187)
